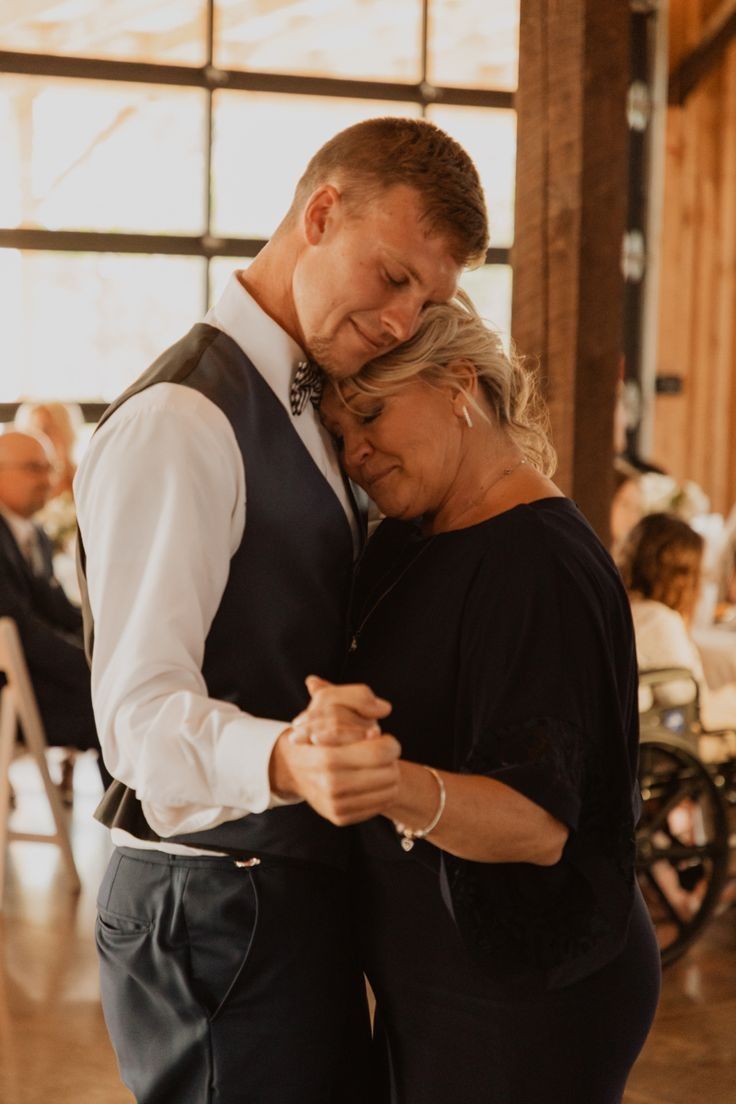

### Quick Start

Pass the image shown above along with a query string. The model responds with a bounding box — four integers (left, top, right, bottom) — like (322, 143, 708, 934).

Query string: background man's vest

(79, 324, 357, 867)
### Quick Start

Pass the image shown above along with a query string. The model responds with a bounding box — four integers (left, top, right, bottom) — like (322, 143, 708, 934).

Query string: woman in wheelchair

(618, 512, 736, 748)
(619, 512, 736, 963)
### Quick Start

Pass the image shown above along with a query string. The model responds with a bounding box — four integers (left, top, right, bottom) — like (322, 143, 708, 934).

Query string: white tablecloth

(693, 625, 736, 691)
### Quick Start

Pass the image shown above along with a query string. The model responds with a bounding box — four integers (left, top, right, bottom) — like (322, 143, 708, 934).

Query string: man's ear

(302, 184, 341, 245)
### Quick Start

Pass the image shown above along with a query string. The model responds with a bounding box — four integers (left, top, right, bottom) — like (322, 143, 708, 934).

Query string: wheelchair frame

(636, 667, 736, 965)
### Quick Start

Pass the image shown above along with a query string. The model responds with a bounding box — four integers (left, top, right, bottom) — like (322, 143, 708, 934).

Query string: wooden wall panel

(715, 48, 736, 510)
(653, 35, 736, 515)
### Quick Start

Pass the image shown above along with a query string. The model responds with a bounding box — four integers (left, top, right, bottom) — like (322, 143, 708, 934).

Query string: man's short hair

(290, 116, 489, 268)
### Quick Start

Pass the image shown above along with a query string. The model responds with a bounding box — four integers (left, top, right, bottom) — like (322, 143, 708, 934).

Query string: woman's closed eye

(358, 406, 383, 426)
(320, 404, 383, 452)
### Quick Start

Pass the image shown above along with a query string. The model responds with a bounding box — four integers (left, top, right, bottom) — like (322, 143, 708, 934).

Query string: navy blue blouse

(344, 498, 641, 990)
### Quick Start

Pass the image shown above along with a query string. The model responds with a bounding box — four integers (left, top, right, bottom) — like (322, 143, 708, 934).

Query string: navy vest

(81, 323, 357, 867)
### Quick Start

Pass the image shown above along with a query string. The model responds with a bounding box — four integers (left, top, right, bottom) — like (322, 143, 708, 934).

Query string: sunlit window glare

(0, 0, 519, 404)
(212, 94, 421, 239)
(1, 76, 207, 233)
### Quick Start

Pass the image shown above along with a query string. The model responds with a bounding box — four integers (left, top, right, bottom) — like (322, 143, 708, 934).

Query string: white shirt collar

(203, 271, 360, 555)
(204, 272, 307, 411)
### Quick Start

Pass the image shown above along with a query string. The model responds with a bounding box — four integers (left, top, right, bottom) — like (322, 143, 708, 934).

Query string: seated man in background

(0, 430, 110, 795)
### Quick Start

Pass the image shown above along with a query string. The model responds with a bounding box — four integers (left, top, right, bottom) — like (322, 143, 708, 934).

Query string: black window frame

(0, 0, 514, 421)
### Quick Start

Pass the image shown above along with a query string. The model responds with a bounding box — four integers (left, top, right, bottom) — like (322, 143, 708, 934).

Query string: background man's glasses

(0, 462, 59, 476)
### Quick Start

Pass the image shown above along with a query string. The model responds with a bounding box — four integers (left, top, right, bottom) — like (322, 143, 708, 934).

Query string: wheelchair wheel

(637, 738, 730, 966)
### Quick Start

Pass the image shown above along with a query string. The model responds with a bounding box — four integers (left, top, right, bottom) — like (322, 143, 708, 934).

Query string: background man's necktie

(20, 528, 44, 576)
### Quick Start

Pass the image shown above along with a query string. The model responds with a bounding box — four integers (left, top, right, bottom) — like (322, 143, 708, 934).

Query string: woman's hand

(268, 675, 400, 825)
(290, 675, 392, 746)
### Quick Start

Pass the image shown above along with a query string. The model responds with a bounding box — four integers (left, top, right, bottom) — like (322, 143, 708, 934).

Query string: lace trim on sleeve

(465, 714, 585, 792)
(448, 715, 636, 981)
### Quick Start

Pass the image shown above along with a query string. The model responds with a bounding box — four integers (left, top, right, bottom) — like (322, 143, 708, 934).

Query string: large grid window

(0, 0, 518, 417)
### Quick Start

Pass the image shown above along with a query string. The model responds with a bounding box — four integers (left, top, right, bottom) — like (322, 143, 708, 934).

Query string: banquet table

(693, 624, 736, 691)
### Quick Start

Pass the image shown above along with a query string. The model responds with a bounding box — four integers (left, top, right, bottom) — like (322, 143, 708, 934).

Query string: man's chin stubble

(312, 345, 366, 380)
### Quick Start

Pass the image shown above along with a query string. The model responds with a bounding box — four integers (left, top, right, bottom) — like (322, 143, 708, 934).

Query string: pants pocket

(97, 905, 153, 937)
(183, 864, 260, 1023)
(95, 867, 210, 1104)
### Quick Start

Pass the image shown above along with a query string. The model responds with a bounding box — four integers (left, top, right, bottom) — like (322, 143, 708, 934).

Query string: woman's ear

(302, 185, 341, 245)
(447, 359, 480, 417)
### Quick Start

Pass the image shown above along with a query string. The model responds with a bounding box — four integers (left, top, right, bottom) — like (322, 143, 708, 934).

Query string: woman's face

(320, 377, 465, 521)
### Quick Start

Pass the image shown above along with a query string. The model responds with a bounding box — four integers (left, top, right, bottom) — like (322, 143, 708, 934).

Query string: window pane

(426, 105, 516, 248)
(214, 0, 422, 81)
(212, 93, 421, 239)
(0, 250, 205, 402)
(428, 0, 519, 91)
(0, 75, 207, 233)
(0, 0, 207, 65)
(460, 264, 512, 341)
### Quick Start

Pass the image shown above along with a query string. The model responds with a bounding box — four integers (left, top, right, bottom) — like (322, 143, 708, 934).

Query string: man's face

(292, 184, 462, 379)
(0, 435, 54, 518)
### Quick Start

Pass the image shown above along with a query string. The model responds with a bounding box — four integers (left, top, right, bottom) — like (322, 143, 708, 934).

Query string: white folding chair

(0, 616, 81, 909)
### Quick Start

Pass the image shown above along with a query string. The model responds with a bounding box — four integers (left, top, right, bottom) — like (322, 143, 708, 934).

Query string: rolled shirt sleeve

(74, 383, 294, 839)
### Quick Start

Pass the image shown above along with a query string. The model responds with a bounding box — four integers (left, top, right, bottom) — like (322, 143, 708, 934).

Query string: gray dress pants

(96, 847, 371, 1104)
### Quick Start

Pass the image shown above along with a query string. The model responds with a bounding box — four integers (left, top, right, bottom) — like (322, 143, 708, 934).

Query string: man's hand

(269, 727, 401, 826)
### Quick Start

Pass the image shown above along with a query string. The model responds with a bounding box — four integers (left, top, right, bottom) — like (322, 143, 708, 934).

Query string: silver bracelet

(394, 766, 446, 852)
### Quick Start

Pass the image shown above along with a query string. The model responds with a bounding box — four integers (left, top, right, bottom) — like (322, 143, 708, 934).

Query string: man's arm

(75, 384, 291, 837)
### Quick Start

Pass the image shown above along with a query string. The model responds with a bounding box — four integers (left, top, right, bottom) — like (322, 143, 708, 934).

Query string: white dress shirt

(74, 273, 358, 853)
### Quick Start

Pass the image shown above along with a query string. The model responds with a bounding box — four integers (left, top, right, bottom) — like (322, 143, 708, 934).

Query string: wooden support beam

(669, 0, 736, 103)
(512, 0, 629, 542)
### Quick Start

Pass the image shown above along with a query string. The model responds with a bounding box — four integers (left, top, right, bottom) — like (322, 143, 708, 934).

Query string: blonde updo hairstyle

(340, 289, 556, 476)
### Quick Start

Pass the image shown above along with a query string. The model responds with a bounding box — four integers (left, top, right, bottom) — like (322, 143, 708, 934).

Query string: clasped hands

(269, 675, 401, 826)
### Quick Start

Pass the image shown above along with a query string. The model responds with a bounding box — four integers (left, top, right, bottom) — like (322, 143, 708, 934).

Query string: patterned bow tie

(289, 360, 323, 416)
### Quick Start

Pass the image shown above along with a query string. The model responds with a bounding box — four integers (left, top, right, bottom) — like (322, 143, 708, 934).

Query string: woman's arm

(296, 679, 569, 865)
(385, 759, 569, 866)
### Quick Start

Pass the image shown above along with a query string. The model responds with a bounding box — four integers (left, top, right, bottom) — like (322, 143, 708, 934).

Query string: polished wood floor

(0, 754, 132, 1104)
(624, 907, 736, 1104)
(1, 754, 735, 1104)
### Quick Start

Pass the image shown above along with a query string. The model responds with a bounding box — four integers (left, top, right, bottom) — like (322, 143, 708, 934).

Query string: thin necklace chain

(444, 456, 527, 531)
(348, 455, 527, 655)
(348, 536, 437, 654)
